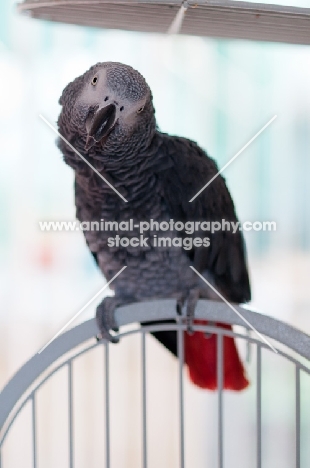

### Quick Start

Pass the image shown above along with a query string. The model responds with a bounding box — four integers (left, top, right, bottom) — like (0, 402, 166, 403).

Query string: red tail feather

(184, 321, 249, 391)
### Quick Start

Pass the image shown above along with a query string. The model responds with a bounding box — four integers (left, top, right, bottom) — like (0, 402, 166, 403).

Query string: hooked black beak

(85, 104, 117, 150)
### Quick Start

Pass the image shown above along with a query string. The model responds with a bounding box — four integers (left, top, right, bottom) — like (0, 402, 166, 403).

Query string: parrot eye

(91, 76, 98, 86)
(137, 106, 144, 114)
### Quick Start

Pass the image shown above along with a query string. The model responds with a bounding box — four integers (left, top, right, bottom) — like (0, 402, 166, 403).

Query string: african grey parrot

(57, 62, 251, 390)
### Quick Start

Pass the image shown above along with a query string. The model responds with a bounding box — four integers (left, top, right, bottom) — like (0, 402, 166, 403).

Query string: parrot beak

(85, 104, 117, 150)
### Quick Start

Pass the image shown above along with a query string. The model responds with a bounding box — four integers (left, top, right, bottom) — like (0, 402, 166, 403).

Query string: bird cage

(1, 299, 310, 468)
(17, 0, 310, 45)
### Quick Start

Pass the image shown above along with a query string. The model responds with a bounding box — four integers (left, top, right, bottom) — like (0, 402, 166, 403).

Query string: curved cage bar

(0, 299, 310, 468)
(17, 0, 310, 45)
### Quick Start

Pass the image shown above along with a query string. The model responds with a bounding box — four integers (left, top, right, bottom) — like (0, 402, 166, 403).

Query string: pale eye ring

(91, 76, 98, 86)
(137, 106, 144, 114)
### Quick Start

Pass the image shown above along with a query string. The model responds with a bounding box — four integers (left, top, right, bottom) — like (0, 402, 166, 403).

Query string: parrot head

(58, 62, 155, 155)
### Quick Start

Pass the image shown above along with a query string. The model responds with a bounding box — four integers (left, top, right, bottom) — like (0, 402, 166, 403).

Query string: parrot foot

(175, 289, 200, 334)
(96, 296, 121, 344)
(176, 292, 186, 316)
(185, 288, 200, 335)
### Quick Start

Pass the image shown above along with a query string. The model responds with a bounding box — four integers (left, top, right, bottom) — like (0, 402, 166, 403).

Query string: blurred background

(0, 0, 310, 467)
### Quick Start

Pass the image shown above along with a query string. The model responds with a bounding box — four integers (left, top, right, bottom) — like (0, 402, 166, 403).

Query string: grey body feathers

(57, 62, 251, 313)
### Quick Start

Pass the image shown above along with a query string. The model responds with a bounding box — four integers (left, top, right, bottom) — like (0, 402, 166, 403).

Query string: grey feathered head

(58, 62, 156, 155)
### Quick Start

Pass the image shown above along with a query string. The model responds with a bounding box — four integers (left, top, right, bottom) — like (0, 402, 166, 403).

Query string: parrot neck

(97, 115, 157, 161)
(60, 122, 155, 172)
(72, 116, 160, 172)
(74, 130, 168, 208)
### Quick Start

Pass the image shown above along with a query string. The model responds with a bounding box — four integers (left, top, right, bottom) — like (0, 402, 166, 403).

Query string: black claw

(186, 318, 194, 335)
(98, 329, 120, 344)
(110, 335, 120, 344)
(184, 288, 200, 334)
(176, 294, 186, 316)
(95, 332, 119, 343)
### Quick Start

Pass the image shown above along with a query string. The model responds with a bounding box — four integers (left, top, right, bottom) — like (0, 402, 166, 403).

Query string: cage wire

(0, 300, 310, 468)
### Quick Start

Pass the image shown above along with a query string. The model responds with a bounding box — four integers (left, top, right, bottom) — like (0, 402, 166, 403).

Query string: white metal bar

(2, 297, 310, 436)
(31, 394, 37, 468)
(296, 366, 301, 468)
(256, 345, 262, 468)
(177, 325, 185, 468)
(68, 362, 74, 468)
(246, 329, 252, 364)
(2, 319, 309, 454)
(1, 301, 310, 468)
(217, 333, 224, 468)
(104, 343, 111, 468)
(141, 332, 148, 468)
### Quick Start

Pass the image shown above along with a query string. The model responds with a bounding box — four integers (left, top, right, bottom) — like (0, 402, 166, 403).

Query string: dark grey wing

(157, 134, 251, 303)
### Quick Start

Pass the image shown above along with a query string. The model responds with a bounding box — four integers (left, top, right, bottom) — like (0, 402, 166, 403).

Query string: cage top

(18, 0, 310, 45)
